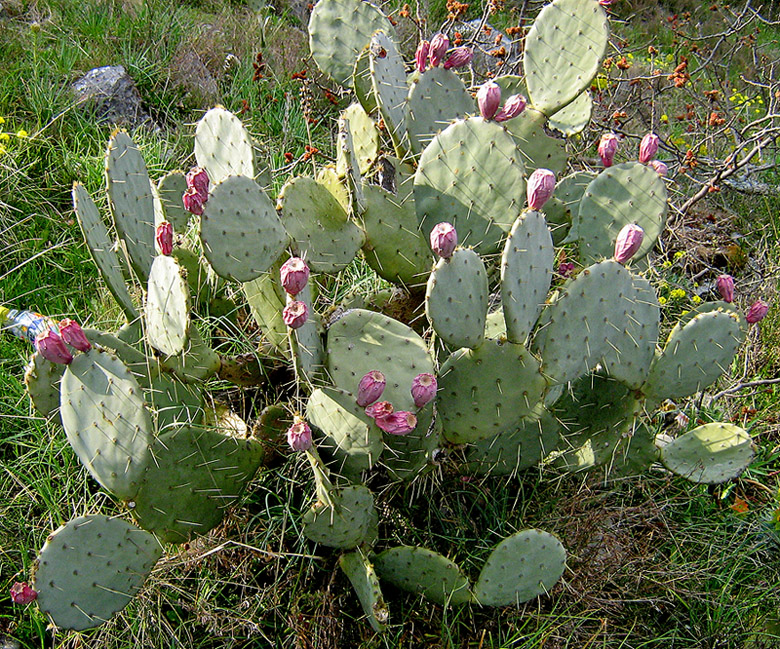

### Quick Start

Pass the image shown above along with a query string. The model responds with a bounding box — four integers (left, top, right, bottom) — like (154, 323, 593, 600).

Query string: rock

(72, 65, 152, 128)
(169, 50, 219, 108)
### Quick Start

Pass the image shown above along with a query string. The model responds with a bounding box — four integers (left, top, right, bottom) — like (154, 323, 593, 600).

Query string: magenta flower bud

(59, 319, 91, 352)
(639, 133, 660, 164)
(477, 81, 502, 120)
(598, 133, 620, 167)
(280, 257, 310, 296)
(430, 222, 457, 259)
(186, 166, 209, 200)
(442, 46, 473, 70)
(415, 40, 430, 73)
(375, 410, 418, 435)
(411, 372, 437, 408)
(494, 94, 527, 122)
(429, 33, 449, 67)
(357, 370, 386, 407)
(716, 274, 735, 303)
(283, 300, 308, 329)
(183, 186, 205, 216)
(287, 418, 312, 452)
(156, 220, 173, 255)
(10, 582, 37, 605)
(526, 168, 556, 210)
(745, 299, 769, 324)
(613, 223, 644, 264)
(35, 329, 73, 365)
(365, 400, 393, 419)
(648, 160, 668, 176)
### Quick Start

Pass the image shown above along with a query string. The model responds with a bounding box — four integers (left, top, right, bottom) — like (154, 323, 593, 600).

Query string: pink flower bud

(526, 168, 556, 210)
(442, 46, 473, 70)
(283, 300, 308, 329)
(558, 262, 575, 278)
(648, 160, 668, 176)
(494, 94, 527, 122)
(598, 133, 620, 167)
(613, 223, 644, 264)
(716, 274, 735, 303)
(365, 400, 393, 419)
(415, 40, 430, 73)
(186, 166, 209, 200)
(429, 33, 449, 67)
(10, 582, 37, 605)
(430, 222, 457, 259)
(375, 410, 417, 435)
(59, 319, 91, 352)
(745, 299, 769, 324)
(183, 186, 205, 216)
(287, 419, 312, 451)
(477, 81, 502, 120)
(639, 133, 660, 164)
(357, 370, 386, 407)
(156, 221, 173, 255)
(35, 329, 73, 365)
(280, 257, 310, 296)
(411, 372, 437, 408)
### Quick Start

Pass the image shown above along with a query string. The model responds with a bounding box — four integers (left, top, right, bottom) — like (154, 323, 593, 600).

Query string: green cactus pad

(438, 339, 547, 444)
(642, 310, 743, 403)
(145, 254, 190, 356)
(308, 0, 392, 87)
(148, 373, 204, 434)
(24, 352, 65, 420)
(556, 171, 596, 244)
(426, 249, 488, 349)
(548, 90, 592, 136)
(293, 282, 324, 383)
(670, 300, 746, 339)
(277, 176, 364, 273)
(504, 109, 567, 177)
(303, 484, 378, 549)
(501, 209, 554, 344)
(34, 515, 161, 631)
(158, 324, 221, 384)
(373, 546, 472, 606)
(131, 424, 263, 543)
(338, 116, 367, 216)
(474, 529, 566, 606)
(73, 183, 138, 320)
(576, 162, 668, 265)
(60, 349, 153, 500)
(106, 131, 156, 284)
(369, 30, 408, 150)
(336, 103, 380, 176)
(243, 264, 289, 352)
(485, 307, 507, 339)
(339, 551, 389, 632)
(660, 423, 754, 484)
(361, 184, 433, 286)
(194, 107, 254, 184)
(307, 388, 383, 475)
(414, 117, 526, 254)
(523, 0, 608, 116)
(200, 175, 289, 282)
(406, 67, 474, 157)
(539, 197, 571, 246)
(157, 171, 190, 231)
(317, 165, 352, 213)
(604, 424, 660, 479)
(353, 46, 378, 114)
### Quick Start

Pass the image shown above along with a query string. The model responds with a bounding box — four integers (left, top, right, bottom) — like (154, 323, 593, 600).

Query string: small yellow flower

(662, 260, 672, 269)
(673, 251, 685, 260)
(0, 117, 4, 125)
(661, 114, 669, 124)
(670, 288, 686, 299)
(16, 129, 27, 138)
(658, 296, 667, 305)
(0, 133, 9, 142)
(692, 295, 702, 304)
(0, 145, 6, 155)
(680, 309, 689, 316)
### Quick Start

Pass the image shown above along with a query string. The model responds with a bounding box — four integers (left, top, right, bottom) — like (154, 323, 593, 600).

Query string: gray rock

(169, 50, 219, 108)
(72, 65, 152, 128)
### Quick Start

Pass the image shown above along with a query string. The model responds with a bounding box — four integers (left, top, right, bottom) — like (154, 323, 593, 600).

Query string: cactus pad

(504, 109, 567, 177)
(336, 103, 380, 176)
(303, 484, 378, 549)
(369, 30, 408, 150)
(145, 254, 190, 356)
(157, 171, 190, 231)
(24, 352, 65, 420)
(353, 46, 377, 114)
(292, 282, 324, 382)
(194, 107, 254, 184)
(243, 263, 289, 352)
(549, 90, 592, 136)
(339, 550, 389, 632)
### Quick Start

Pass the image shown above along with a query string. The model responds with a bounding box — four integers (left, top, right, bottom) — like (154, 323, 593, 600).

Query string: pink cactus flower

(477, 81, 502, 120)
(35, 329, 73, 365)
(430, 222, 458, 259)
(283, 300, 308, 329)
(155, 221, 173, 256)
(186, 166, 209, 200)
(639, 133, 660, 164)
(716, 274, 735, 303)
(494, 94, 527, 122)
(375, 410, 418, 435)
(613, 223, 644, 264)
(365, 400, 393, 419)
(280, 257, 310, 296)
(357, 370, 386, 407)
(415, 40, 430, 73)
(745, 299, 769, 324)
(182, 186, 205, 216)
(58, 319, 91, 352)
(10, 582, 37, 605)
(598, 133, 620, 167)
(411, 373, 437, 408)
(442, 47, 473, 70)
(429, 33, 450, 67)
(558, 262, 575, 278)
(526, 169, 556, 210)
(648, 160, 668, 176)
(287, 419, 312, 452)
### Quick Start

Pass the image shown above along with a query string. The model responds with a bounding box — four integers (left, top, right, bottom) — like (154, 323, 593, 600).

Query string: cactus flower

(716, 274, 735, 303)
(365, 400, 393, 419)
(598, 133, 619, 167)
(745, 299, 769, 324)
(429, 33, 449, 67)
(558, 262, 575, 278)
(526, 169, 556, 210)
(494, 94, 527, 122)
(415, 40, 430, 73)
(10, 582, 37, 605)
(155, 221, 174, 256)
(639, 133, 660, 164)
(35, 329, 73, 365)
(182, 186, 205, 216)
(430, 222, 457, 259)
(186, 166, 209, 200)
(280, 257, 310, 296)
(287, 418, 312, 452)
(648, 160, 668, 176)
(282, 300, 308, 329)
(357, 370, 386, 407)
(613, 223, 644, 264)
(59, 319, 91, 352)
(442, 46, 473, 70)
(411, 373, 437, 408)
(477, 81, 502, 120)
(375, 410, 417, 435)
